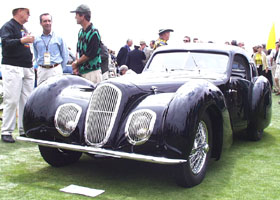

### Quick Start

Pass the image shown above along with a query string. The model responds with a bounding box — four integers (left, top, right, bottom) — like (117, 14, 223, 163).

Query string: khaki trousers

(81, 69, 102, 84)
(37, 64, 63, 85)
(1, 65, 34, 136)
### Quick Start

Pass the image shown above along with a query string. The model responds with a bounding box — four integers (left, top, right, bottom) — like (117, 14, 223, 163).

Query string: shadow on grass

(8, 144, 241, 197)
(9, 155, 183, 196)
(7, 129, 278, 199)
(232, 129, 277, 149)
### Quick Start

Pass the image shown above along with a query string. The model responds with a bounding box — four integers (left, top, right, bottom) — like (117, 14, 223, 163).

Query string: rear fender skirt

(249, 76, 272, 130)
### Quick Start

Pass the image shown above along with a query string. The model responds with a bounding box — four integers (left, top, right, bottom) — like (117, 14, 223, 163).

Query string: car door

(226, 54, 252, 133)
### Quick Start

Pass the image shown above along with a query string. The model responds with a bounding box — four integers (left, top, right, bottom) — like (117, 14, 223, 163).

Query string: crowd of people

(0, 4, 280, 143)
(115, 29, 173, 76)
(183, 35, 280, 95)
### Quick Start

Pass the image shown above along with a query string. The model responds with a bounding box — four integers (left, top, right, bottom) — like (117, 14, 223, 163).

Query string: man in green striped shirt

(71, 4, 102, 83)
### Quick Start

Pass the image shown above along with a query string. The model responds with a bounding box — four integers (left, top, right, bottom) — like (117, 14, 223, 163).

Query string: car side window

(231, 54, 250, 80)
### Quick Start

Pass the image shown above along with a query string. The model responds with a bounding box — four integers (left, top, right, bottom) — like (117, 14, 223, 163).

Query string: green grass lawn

(1, 96, 280, 200)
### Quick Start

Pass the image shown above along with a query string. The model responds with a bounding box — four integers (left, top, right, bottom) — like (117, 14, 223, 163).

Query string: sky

(1, 0, 280, 54)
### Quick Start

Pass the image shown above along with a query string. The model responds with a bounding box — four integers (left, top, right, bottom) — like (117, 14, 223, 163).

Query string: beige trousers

(81, 69, 102, 83)
(37, 64, 63, 85)
(1, 65, 34, 136)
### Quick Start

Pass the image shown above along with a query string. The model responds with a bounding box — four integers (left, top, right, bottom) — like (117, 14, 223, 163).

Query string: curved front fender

(23, 75, 95, 142)
(163, 79, 230, 159)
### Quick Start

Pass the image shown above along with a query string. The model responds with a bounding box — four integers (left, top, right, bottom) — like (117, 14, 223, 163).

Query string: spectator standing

(253, 45, 268, 76)
(252, 46, 258, 58)
(140, 40, 152, 65)
(231, 40, 238, 46)
(150, 40, 155, 49)
(274, 51, 280, 95)
(71, 4, 102, 83)
(117, 39, 133, 67)
(100, 41, 109, 80)
(193, 38, 199, 43)
(126, 44, 146, 74)
(0, 6, 35, 143)
(109, 49, 117, 68)
(154, 29, 173, 50)
(265, 49, 273, 88)
(183, 36, 191, 43)
(262, 44, 268, 55)
(270, 43, 279, 92)
(33, 13, 68, 85)
(238, 42, 245, 49)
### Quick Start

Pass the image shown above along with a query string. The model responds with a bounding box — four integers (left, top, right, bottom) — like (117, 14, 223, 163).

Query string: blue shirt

(33, 32, 68, 69)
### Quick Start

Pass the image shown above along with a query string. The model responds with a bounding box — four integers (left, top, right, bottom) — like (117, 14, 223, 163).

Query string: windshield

(146, 51, 229, 78)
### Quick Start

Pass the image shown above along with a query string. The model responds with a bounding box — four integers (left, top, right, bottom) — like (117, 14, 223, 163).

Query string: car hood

(111, 71, 225, 92)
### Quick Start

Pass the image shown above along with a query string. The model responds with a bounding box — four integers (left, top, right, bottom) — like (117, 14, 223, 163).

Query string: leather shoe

(19, 131, 26, 137)
(1, 135, 15, 143)
(19, 134, 26, 137)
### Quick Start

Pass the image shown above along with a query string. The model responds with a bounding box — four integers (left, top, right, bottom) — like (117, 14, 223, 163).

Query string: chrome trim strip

(16, 136, 187, 165)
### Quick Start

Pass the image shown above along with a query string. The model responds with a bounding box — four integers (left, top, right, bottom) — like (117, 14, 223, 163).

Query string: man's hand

(72, 60, 79, 75)
(21, 35, 35, 44)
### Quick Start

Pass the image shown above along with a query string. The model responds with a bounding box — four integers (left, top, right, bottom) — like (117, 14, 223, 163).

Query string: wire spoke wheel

(175, 113, 212, 188)
(189, 121, 209, 175)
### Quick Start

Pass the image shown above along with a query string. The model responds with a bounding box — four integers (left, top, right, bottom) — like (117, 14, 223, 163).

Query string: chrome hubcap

(189, 120, 209, 175)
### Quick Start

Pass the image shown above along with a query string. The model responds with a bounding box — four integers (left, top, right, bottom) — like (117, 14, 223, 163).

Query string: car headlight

(54, 103, 82, 137)
(125, 109, 156, 145)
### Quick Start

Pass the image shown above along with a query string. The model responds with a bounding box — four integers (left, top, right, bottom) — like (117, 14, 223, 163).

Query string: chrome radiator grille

(54, 103, 82, 137)
(85, 84, 122, 146)
(125, 109, 156, 145)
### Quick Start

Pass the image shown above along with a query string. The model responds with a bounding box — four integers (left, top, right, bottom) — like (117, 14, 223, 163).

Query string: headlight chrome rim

(125, 109, 156, 145)
(54, 103, 82, 137)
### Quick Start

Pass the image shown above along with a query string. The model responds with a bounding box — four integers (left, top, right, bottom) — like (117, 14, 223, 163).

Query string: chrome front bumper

(17, 136, 187, 165)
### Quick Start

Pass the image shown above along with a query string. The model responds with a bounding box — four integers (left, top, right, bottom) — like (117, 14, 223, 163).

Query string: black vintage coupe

(18, 44, 271, 187)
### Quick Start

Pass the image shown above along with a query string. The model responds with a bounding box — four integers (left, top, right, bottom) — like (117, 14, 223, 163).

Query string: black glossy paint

(23, 75, 95, 143)
(23, 45, 272, 161)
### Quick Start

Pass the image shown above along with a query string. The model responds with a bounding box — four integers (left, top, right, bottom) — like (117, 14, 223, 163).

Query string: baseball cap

(140, 40, 148, 47)
(70, 4, 91, 13)
(158, 29, 174, 35)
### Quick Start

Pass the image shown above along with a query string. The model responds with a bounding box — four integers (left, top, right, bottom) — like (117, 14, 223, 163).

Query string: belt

(39, 63, 60, 69)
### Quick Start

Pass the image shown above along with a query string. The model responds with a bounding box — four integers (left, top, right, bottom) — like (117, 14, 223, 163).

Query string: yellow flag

(267, 23, 276, 50)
